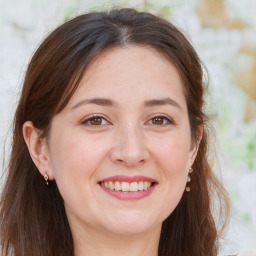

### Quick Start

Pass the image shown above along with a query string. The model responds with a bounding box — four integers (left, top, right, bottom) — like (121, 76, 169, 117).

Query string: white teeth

(109, 181, 114, 190)
(144, 181, 151, 190)
(130, 182, 139, 192)
(104, 181, 109, 188)
(101, 180, 153, 192)
(114, 181, 121, 191)
(121, 182, 130, 192)
(138, 181, 144, 191)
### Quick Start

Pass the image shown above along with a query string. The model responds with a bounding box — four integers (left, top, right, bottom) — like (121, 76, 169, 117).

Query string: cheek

(152, 133, 191, 174)
(48, 132, 110, 218)
(151, 133, 191, 205)
(48, 131, 108, 186)
(152, 139, 190, 219)
(161, 145, 189, 188)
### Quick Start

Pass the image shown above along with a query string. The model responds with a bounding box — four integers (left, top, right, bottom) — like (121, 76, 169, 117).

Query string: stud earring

(44, 172, 49, 186)
(186, 167, 193, 192)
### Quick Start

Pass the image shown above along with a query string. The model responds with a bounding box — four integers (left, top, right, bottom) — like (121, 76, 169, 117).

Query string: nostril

(120, 159, 145, 167)
(109, 141, 150, 167)
(116, 159, 124, 164)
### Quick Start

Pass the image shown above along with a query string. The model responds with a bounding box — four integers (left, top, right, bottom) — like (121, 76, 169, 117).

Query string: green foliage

(242, 213, 251, 223)
(63, 5, 77, 22)
(88, 0, 139, 12)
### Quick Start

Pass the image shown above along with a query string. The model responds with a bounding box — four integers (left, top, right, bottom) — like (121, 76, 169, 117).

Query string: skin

(23, 45, 201, 256)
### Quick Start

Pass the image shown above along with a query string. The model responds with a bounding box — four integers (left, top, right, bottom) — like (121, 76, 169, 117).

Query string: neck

(72, 223, 161, 256)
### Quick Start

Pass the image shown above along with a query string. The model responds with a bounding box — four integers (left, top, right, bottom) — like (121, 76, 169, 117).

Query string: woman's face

(45, 46, 198, 236)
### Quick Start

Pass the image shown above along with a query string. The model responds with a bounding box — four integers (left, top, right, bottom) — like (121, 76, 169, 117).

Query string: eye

(81, 115, 109, 126)
(147, 115, 174, 126)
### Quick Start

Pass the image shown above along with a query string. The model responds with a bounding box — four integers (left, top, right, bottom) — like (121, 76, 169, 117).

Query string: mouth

(99, 180, 155, 192)
(98, 176, 158, 200)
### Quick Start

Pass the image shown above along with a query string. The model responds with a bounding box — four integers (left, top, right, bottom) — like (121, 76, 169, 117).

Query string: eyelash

(81, 115, 110, 127)
(147, 115, 175, 126)
(81, 114, 175, 127)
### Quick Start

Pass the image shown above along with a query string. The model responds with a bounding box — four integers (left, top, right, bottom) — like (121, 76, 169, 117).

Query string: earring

(186, 167, 193, 192)
(44, 172, 49, 186)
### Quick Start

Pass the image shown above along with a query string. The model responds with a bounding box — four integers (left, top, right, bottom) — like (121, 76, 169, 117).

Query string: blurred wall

(0, 0, 256, 255)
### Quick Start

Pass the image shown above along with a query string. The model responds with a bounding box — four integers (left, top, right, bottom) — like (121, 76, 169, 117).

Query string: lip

(98, 175, 158, 200)
(99, 175, 157, 183)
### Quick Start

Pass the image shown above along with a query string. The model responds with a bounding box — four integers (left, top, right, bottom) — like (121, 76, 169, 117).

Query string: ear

(188, 124, 203, 166)
(23, 121, 54, 180)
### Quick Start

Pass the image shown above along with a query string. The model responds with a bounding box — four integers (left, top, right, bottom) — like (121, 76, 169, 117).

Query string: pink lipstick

(98, 175, 157, 200)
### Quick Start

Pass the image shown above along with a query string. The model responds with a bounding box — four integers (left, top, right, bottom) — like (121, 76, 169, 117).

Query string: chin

(106, 223, 158, 236)
(100, 212, 162, 236)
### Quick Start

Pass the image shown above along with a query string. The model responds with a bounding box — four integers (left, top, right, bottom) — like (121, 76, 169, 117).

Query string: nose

(110, 125, 150, 167)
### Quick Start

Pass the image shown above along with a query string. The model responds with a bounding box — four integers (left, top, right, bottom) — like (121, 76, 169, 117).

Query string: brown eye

(152, 116, 164, 125)
(148, 115, 173, 126)
(90, 118, 103, 125)
(81, 116, 109, 127)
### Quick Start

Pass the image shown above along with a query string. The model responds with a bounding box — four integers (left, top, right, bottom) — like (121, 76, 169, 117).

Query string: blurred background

(0, 0, 255, 255)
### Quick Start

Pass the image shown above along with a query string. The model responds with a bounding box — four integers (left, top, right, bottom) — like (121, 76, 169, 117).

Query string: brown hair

(0, 8, 229, 256)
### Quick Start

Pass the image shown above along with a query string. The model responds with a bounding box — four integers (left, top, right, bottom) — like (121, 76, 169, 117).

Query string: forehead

(65, 45, 186, 109)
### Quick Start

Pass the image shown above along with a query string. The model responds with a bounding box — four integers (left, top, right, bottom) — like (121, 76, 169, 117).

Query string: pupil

(153, 117, 163, 124)
(91, 118, 102, 125)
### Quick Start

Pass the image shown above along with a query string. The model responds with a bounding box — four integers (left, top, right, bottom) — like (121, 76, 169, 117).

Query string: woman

(0, 8, 229, 256)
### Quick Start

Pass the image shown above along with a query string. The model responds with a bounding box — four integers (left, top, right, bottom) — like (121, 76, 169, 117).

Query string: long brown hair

(0, 8, 229, 256)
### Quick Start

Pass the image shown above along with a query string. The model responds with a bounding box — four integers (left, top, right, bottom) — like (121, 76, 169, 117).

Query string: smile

(98, 175, 157, 200)
(100, 181, 153, 192)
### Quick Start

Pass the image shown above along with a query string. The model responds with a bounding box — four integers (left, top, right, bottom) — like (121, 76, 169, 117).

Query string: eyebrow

(71, 98, 117, 110)
(144, 98, 182, 111)
(70, 97, 182, 111)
